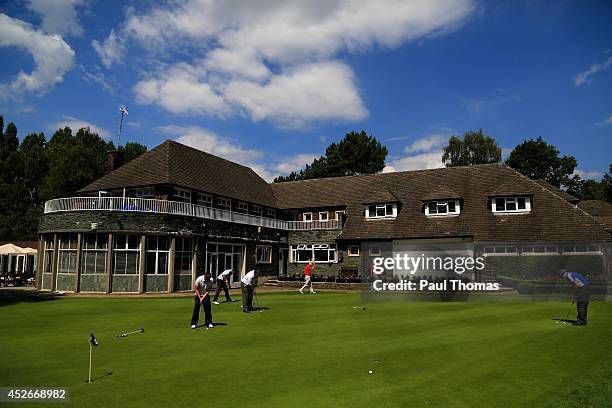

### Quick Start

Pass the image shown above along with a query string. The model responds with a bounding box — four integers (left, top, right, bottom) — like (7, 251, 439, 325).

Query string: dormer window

(425, 200, 460, 216)
(319, 212, 329, 221)
(236, 202, 248, 213)
(492, 196, 531, 213)
(366, 203, 397, 219)
(303, 212, 313, 222)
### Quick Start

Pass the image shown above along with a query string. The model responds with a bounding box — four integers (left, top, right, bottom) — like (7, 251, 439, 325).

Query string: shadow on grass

(87, 372, 113, 383)
(0, 289, 61, 308)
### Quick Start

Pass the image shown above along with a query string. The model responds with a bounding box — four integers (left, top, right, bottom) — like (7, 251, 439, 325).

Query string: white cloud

(133, 63, 230, 116)
(383, 132, 452, 172)
(575, 56, 612, 86)
(223, 61, 367, 127)
(274, 153, 317, 174)
(156, 125, 263, 164)
(92, 29, 126, 69)
(26, 0, 85, 37)
(49, 115, 112, 139)
(94, 0, 475, 127)
(0, 13, 75, 99)
(157, 124, 322, 182)
(574, 169, 603, 180)
(405, 134, 448, 153)
(384, 151, 444, 172)
(203, 48, 270, 80)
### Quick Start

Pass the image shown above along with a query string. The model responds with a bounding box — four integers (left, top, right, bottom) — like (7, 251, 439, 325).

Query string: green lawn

(0, 291, 610, 407)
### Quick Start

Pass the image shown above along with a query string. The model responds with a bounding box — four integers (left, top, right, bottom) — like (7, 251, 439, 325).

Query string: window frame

(144, 235, 170, 275)
(113, 234, 141, 275)
(197, 193, 213, 208)
(266, 208, 276, 218)
(252, 205, 263, 216)
(256, 245, 272, 264)
(235, 201, 249, 213)
(303, 212, 313, 222)
(134, 187, 154, 198)
(348, 245, 360, 257)
(492, 196, 531, 214)
(290, 244, 337, 263)
(217, 198, 232, 211)
(365, 203, 397, 219)
(175, 188, 192, 203)
(425, 200, 460, 216)
(319, 211, 329, 222)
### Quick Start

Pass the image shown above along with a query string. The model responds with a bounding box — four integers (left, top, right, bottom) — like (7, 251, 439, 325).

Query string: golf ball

(368, 370, 373, 374)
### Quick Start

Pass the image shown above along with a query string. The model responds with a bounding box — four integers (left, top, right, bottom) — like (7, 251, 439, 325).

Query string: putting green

(0, 292, 610, 407)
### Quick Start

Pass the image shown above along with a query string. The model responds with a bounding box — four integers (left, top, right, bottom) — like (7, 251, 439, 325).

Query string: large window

(197, 193, 212, 207)
(58, 233, 77, 274)
(236, 202, 248, 213)
(134, 187, 154, 198)
(366, 203, 397, 219)
(252, 206, 262, 216)
(174, 237, 193, 274)
(175, 189, 192, 203)
(145, 236, 169, 275)
(492, 197, 531, 213)
(425, 200, 460, 216)
(483, 246, 517, 256)
(113, 235, 141, 274)
(291, 244, 337, 263)
(266, 208, 276, 218)
(82, 234, 108, 274)
(256, 245, 272, 263)
(217, 198, 231, 211)
(43, 236, 54, 274)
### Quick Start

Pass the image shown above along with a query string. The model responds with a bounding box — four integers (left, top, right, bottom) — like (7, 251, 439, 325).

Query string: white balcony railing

(43, 197, 340, 231)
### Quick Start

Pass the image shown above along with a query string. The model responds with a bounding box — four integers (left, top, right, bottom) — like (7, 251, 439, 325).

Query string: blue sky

(1, 0, 610, 181)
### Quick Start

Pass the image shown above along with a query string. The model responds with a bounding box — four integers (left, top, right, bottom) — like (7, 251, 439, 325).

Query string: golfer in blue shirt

(560, 269, 590, 325)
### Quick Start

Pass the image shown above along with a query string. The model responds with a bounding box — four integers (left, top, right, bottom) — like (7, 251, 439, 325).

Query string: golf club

(565, 296, 575, 320)
(254, 291, 263, 312)
(117, 328, 144, 338)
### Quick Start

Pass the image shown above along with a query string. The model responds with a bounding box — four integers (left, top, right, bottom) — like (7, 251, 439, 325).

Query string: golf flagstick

(88, 333, 98, 383)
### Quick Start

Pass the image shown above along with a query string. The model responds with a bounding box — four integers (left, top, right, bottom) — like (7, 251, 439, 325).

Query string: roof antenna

(118, 105, 128, 144)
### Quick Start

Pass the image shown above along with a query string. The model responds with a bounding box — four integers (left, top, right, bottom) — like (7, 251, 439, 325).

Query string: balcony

(43, 197, 340, 231)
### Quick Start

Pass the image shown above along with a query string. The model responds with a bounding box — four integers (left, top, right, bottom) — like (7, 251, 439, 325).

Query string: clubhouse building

(37, 140, 612, 293)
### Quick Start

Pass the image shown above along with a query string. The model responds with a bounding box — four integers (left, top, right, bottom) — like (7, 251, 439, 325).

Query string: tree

(118, 142, 148, 164)
(604, 164, 612, 203)
(41, 127, 110, 200)
(441, 129, 502, 167)
(274, 130, 388, 182)
(506, 137, 577, 188)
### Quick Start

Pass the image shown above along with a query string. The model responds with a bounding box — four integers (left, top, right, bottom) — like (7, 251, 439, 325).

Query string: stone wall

(56, 273, 76, 291)
(80, 274, 105, 292)
(145, 274, 169, 292)
(112, 275, 139, 292)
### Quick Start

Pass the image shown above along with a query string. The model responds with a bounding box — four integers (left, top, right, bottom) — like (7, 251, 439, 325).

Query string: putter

(117, 328, 144, 338)
(565, 297, 575, 320)
(254, 292, 263, 312)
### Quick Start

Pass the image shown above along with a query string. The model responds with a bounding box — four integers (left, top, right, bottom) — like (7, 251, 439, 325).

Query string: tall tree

(506, 137, 577, 188)
(118, 142, 148, 164)
(441, 129, 502, 167)
(42, 127, 109, 200)
(274, 130, 388, 182)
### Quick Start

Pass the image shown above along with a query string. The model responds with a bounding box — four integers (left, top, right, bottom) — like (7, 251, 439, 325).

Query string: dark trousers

(213, 280, 232, 302)
(241, 283, 253, 311)
(191, 295, 212, 326)
(576, 286, 590, 323)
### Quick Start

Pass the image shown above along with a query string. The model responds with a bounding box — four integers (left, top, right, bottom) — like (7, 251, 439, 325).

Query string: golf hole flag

(89, 333, 98, 347)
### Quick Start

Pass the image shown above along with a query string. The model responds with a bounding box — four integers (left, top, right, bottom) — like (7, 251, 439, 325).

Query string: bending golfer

(560, 269, 590, 325)
(213, 268, 235, 304)
(241, 269, 258, 313)
(299, 260, 316, 294)
(191, 271, 214, 329)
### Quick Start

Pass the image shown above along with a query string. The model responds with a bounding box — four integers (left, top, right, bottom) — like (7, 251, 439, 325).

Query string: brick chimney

(107, 150, 125, 172)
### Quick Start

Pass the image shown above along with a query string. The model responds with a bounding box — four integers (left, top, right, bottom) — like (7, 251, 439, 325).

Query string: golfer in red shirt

(299, 260, 316, 294)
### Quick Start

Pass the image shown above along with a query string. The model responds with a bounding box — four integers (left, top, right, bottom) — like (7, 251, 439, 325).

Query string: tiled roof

(578, 200, 612, 231)
(79, 141, 277, 207)
(421, 184, 460, 201)
(362, 189, 399, 204)
(270, 164, 611, 242)
(535, 180, 580, 203)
